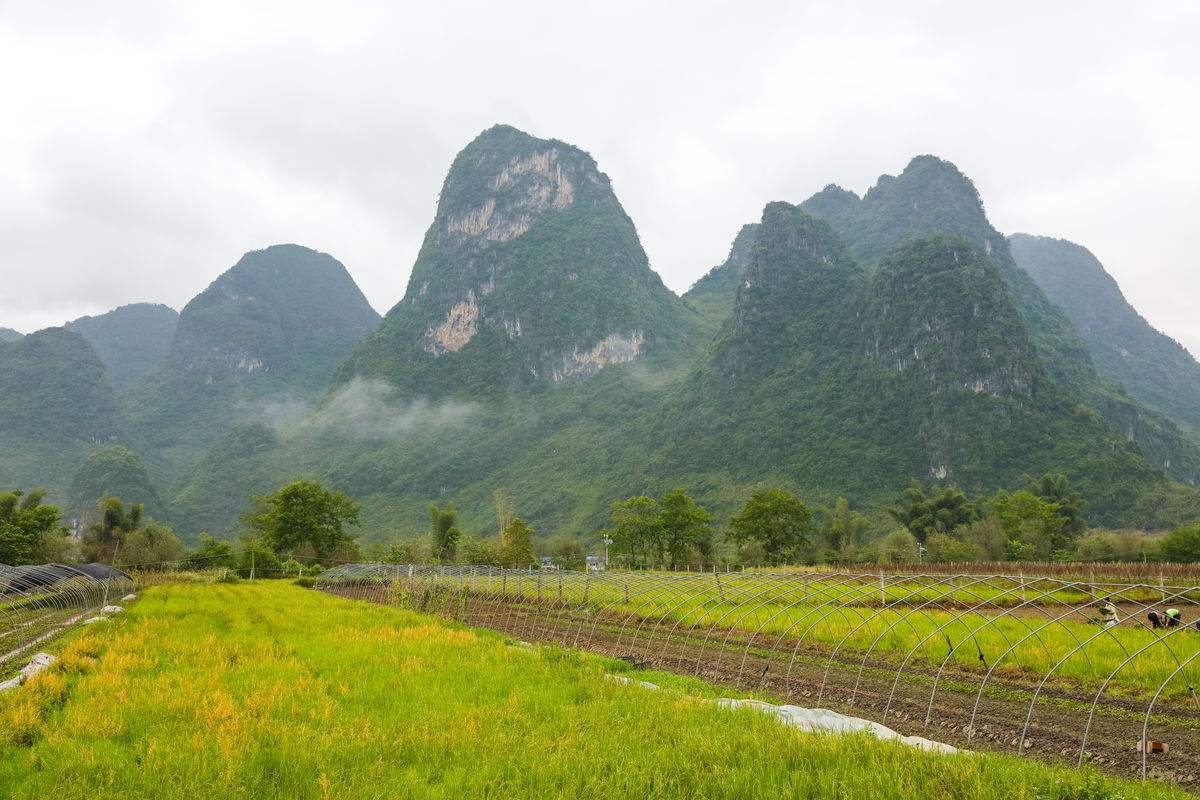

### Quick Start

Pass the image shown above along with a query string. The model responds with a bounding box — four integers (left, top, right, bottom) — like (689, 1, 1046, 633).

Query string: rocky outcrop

(337, 124, 694, 397)
(552, 331, 645, 382)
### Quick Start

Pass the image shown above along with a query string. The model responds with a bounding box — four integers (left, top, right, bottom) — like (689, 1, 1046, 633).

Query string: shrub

(293, 576, 315, 588)
(1160, 525, 1200, 563)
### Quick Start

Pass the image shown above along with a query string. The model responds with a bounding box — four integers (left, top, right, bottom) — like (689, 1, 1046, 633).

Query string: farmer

(1166, 608, 1182, 627)
(1148, 610, 1164, 629)
(1097, 602, 1119, 628)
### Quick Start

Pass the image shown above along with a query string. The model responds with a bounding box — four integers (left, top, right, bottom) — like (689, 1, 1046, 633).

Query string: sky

(1, 1, 1198, 354)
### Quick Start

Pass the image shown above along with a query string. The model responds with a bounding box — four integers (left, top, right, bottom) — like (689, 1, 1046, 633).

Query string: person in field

(1097, 602, 1119, 628)
(1148, 608, 1183, 629)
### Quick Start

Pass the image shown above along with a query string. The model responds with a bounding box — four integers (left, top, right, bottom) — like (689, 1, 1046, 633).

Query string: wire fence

(0, 563, 135, 675)
(318, 564, 1200, 785)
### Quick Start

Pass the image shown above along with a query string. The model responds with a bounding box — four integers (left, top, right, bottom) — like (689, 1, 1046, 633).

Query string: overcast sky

(2, 1, 1198, 353)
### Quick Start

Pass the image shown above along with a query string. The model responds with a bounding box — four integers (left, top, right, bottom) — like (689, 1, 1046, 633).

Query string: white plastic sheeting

(605, 673, 958, 753)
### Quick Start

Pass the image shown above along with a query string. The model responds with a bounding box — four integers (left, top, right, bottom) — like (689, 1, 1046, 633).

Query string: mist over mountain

(1010, 233, 1200, 434)
(0, 327, 22, 342)
(123, 244, 381, 483)
(65, 302, 179, 388)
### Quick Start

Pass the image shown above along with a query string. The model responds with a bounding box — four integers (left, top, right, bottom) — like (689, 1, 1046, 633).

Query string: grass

(355, 570, 1200, 698)
(0, 581, 1190, 799)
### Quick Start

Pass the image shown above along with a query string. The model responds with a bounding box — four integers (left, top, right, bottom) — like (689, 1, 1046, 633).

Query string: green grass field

(0, 582, 1190, 799)
(357, 570, 1200, 697)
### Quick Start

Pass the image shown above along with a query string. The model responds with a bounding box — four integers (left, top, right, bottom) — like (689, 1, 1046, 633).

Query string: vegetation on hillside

(337, 124, 701, 398)
(122, 244, 381, 485)
(64, 302, 178, 388)
(0, 328, 123, 503)
(68, 445, 166, 521)
(0, 489, 66, 564)
(1010, 233, 1200, 434)
(0, 582, 1186, 800)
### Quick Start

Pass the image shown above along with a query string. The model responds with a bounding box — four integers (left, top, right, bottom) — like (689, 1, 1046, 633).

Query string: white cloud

(258, 379, 476, 441)
(1, 0, 1198, 353)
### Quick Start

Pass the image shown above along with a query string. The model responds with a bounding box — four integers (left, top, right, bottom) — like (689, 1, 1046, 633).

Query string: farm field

(320, 566, 1200, 786)
(0, 581, 1189, 800)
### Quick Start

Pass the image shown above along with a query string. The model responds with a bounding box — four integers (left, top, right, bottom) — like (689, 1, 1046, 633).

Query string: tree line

(4, 472, 1200, 572)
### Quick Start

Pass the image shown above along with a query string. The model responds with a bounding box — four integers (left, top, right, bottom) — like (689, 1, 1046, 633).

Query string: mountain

(0, 328, 123, 501)
(338, 124, 698, 397)
(1009, 233, 1200, 433)
(684, 223, 758, 331)
(663, 205, 1164, 522)
(167, 140, 1199, 541)
(124, 244, 381, 482)
(0, 328, 22, 342)
(798, 156, 1200, 486)
(68, 444, 167, 522)
(66, 303, 179, 388)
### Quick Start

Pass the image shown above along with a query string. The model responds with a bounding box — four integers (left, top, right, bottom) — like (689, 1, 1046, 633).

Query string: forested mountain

(0, 328, 22, 342)
(662, 205, 1163, 521)
(123, 244, 381, 483)
(0, 328, 123, 501)
(338, 124, 699, 397)
(7, 127, 1198, 542)
(793, 156, 1200, 486)
(684, 223, 758, 330)
(1010, 233, 1200, 433)
(170, 132, 1196, 539)
(68, 444, 167, 522)
(66, 303, 179, 388)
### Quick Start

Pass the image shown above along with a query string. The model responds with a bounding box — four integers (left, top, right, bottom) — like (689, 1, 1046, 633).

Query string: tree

(607, 496, 661, 568)
(876, 529, 920, 564)
(384, 538, 428, 565)
(656, 489, 712, 568)
(1160, 525, 1200, 563)
(183, 534, 238, 570)
(236, 537, 283, 577)
(924, 531, 979, 562)
(429, 502, 460, 563)
(1025, 473, 1086, 537)
(888, 480, 977, 544)
(82, 496, 142, 563)
(118, 523, 185, 570)
(959, 518, 1006, 561)
(729, 488, 812, 565)
(990, 490, 1068, 560)
(500, 518, 536, 567)
(246, 480, 360, 561)
(0, 489, 63, 565)
(549, 537, 585, 570)
(820, 497, 869, 552)
(457, 535, 499, 565)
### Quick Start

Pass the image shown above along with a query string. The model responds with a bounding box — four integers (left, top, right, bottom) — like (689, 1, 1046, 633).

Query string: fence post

(715, 564, 726, 602)
(1019, 571, 1027, 605)
(879, 570, 886, 608)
